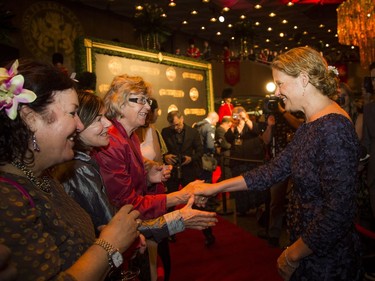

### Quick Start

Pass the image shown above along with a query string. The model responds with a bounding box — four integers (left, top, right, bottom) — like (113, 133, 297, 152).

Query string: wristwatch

(94, 238, 123, 268)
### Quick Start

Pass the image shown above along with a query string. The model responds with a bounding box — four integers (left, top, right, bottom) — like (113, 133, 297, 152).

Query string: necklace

(11, 160, 51, 193)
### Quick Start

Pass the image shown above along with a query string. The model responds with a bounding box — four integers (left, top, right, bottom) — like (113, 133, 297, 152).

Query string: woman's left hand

(277, 248, 299, 281)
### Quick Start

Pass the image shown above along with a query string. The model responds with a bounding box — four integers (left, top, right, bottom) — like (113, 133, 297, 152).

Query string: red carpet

(169, 216, 283, 281)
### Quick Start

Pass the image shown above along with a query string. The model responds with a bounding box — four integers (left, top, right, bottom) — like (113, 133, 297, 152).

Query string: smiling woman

(0, 60, 142, 280)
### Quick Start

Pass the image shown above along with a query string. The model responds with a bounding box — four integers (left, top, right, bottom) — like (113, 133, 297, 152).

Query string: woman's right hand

(180, 196, 218, 230)
(98, 205, 141, 253)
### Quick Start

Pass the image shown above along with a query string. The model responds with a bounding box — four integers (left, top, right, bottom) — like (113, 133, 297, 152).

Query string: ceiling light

(269, 13, 276, 17)
(240, 15, 246, 19)
(202, 0, 209, 2)
(210, 17, 217, 22)
(135, 5, 143, 11)
(182, 20, 188, 24)
(191, 10, 198, 15)
(161, 13, 167, 18)
(266, 39, 270, 42)
(169, 1, 176, 7)
(216, 31, 221, 36)
(255, 22, 260, 26)
(294, 26, 298, 29)
(303, 31, 308, 35)
(223, 7, 230, 12)
(279, 33, 285, 37)
(201, 26, 205, 30)
(327, 29, 332, 33)
(282, 19, 288, 24)
(228, 24, 233, 28)
(319, 24, 325, 28)
(287, 2, 294, 6)
(231, 36, 235, 40)
(219, 15, 225, 22)
(325, 43, 330, 47)
(255, 4, 262, 9)
(267, 27, 272, 31)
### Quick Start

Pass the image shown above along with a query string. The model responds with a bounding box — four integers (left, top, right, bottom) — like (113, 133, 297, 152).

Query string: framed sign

(76, 38, 214, 130)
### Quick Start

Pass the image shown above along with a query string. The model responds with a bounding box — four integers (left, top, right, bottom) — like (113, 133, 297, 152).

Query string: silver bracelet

(284, 247, 299, 269)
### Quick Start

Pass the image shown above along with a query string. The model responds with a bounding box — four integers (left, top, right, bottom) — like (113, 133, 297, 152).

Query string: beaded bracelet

(284, 247, 299, 269)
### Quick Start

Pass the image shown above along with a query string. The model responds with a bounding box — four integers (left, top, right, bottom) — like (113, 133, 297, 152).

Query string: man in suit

(162, 111, 210, 245)
(162, 110, 203, 193)
(362, 62, 375, 224)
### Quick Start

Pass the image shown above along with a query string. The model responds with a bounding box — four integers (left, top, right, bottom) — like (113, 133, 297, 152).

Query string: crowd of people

(1, 46, 374, 281)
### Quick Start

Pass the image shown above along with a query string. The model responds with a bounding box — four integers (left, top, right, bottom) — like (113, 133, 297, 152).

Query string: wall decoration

(76, 38, 214, 131)
(21, 1, 84, 68)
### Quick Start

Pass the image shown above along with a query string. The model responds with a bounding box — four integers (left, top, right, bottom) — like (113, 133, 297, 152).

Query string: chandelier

(337, 0, 375, 69)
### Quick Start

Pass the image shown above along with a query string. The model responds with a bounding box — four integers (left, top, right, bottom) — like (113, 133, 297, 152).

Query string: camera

(263, 95, 280, 113)
(232, 113, 240, 120)
(174, 154, 185, 179)
(364, 76, 374, 94)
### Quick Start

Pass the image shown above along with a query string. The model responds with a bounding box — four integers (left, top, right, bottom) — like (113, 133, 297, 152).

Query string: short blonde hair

(104, 74, 151, 119)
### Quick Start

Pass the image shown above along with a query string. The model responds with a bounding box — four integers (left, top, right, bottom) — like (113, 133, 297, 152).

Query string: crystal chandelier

(337, 0, 375, 69)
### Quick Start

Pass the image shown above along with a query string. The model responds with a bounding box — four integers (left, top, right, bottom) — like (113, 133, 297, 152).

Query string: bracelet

(284, 247, 299, 269)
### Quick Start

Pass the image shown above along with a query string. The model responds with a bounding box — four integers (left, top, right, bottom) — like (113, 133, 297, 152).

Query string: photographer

(162, 110, 204, 199)
(258, 99, 304, 247)
(225, 107, 274, 215)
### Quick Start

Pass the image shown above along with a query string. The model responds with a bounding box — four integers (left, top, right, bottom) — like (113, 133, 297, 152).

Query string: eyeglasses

(128, 97, 153, 106)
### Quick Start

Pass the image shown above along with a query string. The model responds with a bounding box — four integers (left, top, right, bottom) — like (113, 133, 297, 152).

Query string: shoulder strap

(0, 176, 35, 208)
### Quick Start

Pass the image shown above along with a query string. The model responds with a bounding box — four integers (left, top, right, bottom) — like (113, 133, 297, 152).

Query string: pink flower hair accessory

(0, 60, 36, 120)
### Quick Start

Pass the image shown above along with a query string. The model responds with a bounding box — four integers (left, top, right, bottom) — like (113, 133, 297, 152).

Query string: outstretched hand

(180, 196, 218, 230)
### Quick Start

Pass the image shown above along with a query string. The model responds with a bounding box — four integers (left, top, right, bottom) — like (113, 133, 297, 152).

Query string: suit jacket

(363, 101, 375, 185)
(161, 123, 203, 184)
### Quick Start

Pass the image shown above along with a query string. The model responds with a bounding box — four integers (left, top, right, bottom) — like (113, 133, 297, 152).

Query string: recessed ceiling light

(240, 15, 246, 19)
(169, 1, 176, 7)
(201, 26, 205, 30)
(228, 24, 233, 28)
(325, 43, 330, 47)
(254, 4, 262, 9)
(267, 27, 272, 31)
(216, 31, 221, 36)
(319, 24, 325, 28)
(266, 39, 270, 42)
(287, 2, 294, 6)
(294, 26, 298, 29)
(282, 19, 288, 24)
(161, 13, 167, 18)
(210, 17, 217, 22)
(231, 36, 235, 40)
(279, 33, 285, 37)
(269, 13, 276, 17)
(327, 29, 331, 33)
(223, 7, 230, 12)
(303, 31, 308, 35)
(255, 22, 260, 26)
(202, 0, 209, 2)
(219, 15, 225, 22)
(182, 20, 188, 24)
(135, 5, 143, 11)
(191, 10, 198, 15)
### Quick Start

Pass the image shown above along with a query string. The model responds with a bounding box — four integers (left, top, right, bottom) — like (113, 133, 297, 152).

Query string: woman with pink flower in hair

(0, 59, 144, 280)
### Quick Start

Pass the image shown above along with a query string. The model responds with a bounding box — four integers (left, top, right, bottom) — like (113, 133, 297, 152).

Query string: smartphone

(364, 76, 373, 94)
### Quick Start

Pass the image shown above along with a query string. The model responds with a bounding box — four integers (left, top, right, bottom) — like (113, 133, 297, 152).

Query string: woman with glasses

(91, 74, 216, 281)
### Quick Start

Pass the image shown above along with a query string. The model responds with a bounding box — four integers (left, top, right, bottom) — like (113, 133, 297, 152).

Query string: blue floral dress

(243, 114, 363, 280)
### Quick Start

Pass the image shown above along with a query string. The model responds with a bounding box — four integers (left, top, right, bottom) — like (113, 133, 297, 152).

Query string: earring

(32, 134, 40, 152)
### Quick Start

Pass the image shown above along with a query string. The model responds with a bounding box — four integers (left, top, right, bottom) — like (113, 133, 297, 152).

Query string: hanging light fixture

(337, 0, 375, 69)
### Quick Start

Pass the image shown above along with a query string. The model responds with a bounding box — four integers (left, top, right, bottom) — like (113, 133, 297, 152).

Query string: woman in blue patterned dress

(193, 46, 362, 280)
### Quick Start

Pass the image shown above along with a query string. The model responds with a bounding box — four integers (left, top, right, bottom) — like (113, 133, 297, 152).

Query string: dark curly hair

(0, 59, 76, 165)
